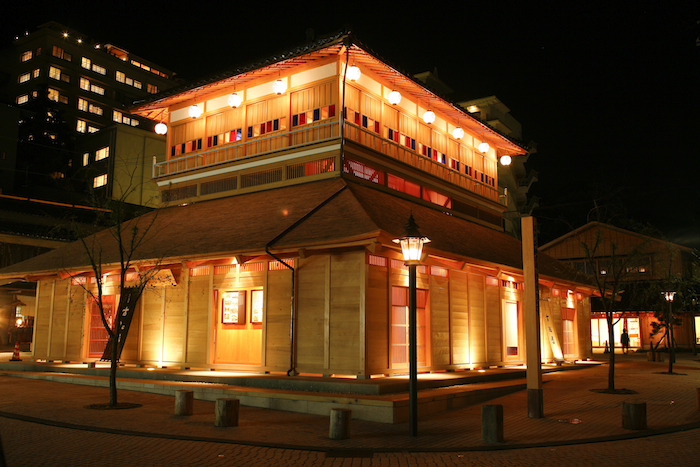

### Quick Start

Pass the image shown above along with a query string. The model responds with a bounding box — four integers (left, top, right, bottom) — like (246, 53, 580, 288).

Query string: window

(391, 286, 428, 368)
(32, 68, 40, 78)
(147, 84, 158, 94)
(92, 64, 106, 75)
(115, 70, 141, 88)
(88, 125, 99, 133)
(52, 46, 71, 62)
(18, 72, 31, 83)
(82, 152, 89, 166)
(80, 77, 90, 91)
(95, 147, 109, 161)
(47, 88, 60, 102)
(76, 119, 86, 133)
(16, 95, 29, 105)
(93, 174, 108, 188)
(116, 71, 125, 83)
(78, 98, 88, 111)
(90, 83, 105, 95)
(49, 66, 61, 80)
(88, 103, 103, 116)
(20, 50, 32, 62)
(81, 57, 91, 69)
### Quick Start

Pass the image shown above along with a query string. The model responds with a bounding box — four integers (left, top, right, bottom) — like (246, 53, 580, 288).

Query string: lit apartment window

(92, 64, 106, 75)
(89, 103, 103, 116)
(147, 84, 158, 94)
(16, 95, 29, 105)
(52, 46, 71, 62)
(81, 57, 91, 69)
(88, 125, 99, 133)
(113, 110, 122, 122)
(116, 71, 125, 83)
(20, 50, 33, 62)
(49, 66, 61, 80)
(76, 119, 87, 133)
(32, 68, 40, 78)
(80, 77, 89, 91)
(93, 174, 107, 188)
(78, 98, 88, 111)
(19, 72, 30, 83)
(115, 71, 141, 89)
(95, 147, 109, 161)
(130, 119, 139, 127)
(90, 83, 105, 95)
(82, 152, 89, 166)
(47, 88, 60, 102)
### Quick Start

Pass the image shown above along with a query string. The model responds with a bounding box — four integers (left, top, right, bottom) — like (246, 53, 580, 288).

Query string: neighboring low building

(540, 222, 700, 352)
(0, 33, 595, 375)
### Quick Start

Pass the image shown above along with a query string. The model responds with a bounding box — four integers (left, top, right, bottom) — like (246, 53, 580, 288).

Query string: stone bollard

(622, 401, 647, 430)
(329, 408, 351, 440)
(215, 398, 240, 427)
(481, 404, 504, 443)
(174, 390, 194, 416)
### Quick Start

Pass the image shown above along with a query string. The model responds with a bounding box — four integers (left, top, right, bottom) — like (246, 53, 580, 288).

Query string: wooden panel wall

(187, 277, 210, 365)
(450, 270, 469, 365)
(33, 280, 53, 359)
(162, 285, 185, 363)
(577, 297, 591, 358)
(486, 282, 502, 363)
(365, 261, 389, 373)
(65, 285, 85, 360)
(265, 269, 292, 370)
(430, 276, 450, 367)
(49, 279, 68, 358)
(329, 251, 363, 374)
(296, 255, 328, 372)
(140, 288, 163, 362)
(468, 273, 486, 364)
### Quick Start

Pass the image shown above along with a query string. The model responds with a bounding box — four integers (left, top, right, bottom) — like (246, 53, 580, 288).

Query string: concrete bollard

(622, 401, 647, 430)
(174, 390, 194, 416)
(329, 408, 351, 440)
(481, 404, 504, 443)
(215, 398, 240, 427)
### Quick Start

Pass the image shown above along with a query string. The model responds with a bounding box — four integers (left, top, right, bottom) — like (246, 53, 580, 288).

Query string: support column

(522, 216, 543, 418)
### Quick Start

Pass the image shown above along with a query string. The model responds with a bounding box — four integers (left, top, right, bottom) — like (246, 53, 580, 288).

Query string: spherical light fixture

(478, 141, 490, 153)
(188, 104, 202, 119)
(272, 79, 287, 95)
(452, 127, 465, 140)
(500, 155, 512, 166)
(228, 92, 242, 108)
(388, 90, 401, 105)
(154, 122, 168, 135)
(347, 65, 361, 82)
(423, 110, 436, 124)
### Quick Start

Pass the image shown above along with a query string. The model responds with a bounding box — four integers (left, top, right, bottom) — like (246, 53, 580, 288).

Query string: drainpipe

(265, 185, 348, 376)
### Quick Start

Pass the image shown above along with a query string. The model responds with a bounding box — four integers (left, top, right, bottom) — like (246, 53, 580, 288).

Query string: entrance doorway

(214, 289, 263, 365)
(504, 301, 520, 359)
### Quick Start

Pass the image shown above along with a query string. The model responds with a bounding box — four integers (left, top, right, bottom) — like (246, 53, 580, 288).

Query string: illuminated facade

(0, 33, 595, 375)
(541, 222, 700, 352)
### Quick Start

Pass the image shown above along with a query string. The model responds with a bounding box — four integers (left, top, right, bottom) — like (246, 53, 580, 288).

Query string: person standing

(621, 328, 630, 354)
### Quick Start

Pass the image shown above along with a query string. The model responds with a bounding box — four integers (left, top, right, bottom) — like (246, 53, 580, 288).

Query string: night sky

(3, 2, 699, 248)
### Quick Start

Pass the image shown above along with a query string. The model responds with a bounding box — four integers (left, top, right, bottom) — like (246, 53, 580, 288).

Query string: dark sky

(3, 2, 699, 248)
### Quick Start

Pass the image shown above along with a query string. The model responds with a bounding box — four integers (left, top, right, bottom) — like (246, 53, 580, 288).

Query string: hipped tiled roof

(0, 179, 584, 285)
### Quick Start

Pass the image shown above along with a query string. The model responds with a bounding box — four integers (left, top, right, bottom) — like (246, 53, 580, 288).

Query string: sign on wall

(251, 290, 264, 323)
(222, 291, 245, 324)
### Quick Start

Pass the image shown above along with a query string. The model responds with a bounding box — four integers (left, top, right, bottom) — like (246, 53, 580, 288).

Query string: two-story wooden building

(0, 33, 596, 376)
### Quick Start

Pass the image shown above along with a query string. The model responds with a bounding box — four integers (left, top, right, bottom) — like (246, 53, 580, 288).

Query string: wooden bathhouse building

(0, 33, 595, 377)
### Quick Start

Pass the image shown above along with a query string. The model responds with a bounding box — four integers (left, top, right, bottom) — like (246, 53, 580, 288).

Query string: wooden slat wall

(265, 268, 292, 370)
(450, 270, 469, 365)
(186, 277, 210, 365)
(577, 297, 591, 358)
(49, 279, 68, 358)
(33, 280, 53, 359)
(296, 255, 328, 372)
(64, 285, 85, 360)
(162, 285, 185, 363)
(140, 288, 163, 362)
(486, 282, 502, 362)
(430, 275, 450, 367)
(366, 260, 389, 373)
(468, 273, 486, 364)
(329, 251, 363, 374)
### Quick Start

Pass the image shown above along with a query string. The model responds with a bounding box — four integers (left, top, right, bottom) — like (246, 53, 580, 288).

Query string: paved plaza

(1, 351, 700, 466)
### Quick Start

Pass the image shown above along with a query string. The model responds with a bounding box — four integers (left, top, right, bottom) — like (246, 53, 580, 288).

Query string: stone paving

(1, 351, 700, 466)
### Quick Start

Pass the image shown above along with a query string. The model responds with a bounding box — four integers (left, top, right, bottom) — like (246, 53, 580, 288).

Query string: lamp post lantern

(393, 213, 430, 436)
(664, 292, 676, 373)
